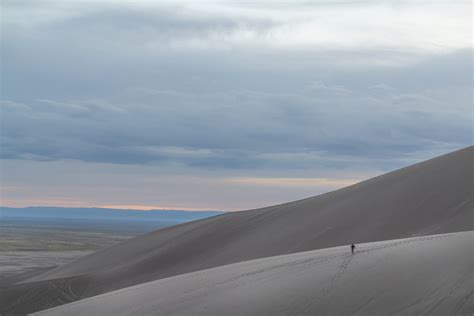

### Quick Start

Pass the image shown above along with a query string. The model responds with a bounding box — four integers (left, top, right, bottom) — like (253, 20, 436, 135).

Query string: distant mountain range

(0, 207, 224, 223)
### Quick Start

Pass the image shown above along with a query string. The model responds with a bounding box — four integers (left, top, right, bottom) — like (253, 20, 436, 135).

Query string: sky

(0, 0, 472, 211)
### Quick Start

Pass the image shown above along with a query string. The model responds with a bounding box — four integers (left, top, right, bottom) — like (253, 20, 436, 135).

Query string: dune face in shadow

(0, 146, 472, 315)
(32, 232, 474, 316)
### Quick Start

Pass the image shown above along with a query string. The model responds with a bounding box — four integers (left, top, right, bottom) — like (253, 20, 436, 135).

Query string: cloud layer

(0, 0, 472, 209)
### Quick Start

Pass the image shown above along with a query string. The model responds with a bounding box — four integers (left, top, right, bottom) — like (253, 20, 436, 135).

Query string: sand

(1, 146, 472, 315)
(33, 231, 474, 316)
(0, 251, 92, 280)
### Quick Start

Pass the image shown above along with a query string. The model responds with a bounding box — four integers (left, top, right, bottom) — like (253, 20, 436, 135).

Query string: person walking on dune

(351, 243, 356, 254)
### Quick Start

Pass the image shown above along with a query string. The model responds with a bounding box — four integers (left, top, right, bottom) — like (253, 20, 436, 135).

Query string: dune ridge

(33, 231, 474, 316)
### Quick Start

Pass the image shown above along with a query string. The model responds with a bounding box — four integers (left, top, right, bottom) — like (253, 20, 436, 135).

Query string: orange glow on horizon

(225, 177, 360, 187)
(0, 199, 220, 212)
(99, 204, 218, 211)
(0, 175, 367, 212)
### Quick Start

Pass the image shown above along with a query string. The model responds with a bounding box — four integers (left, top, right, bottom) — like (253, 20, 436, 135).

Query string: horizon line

(0, 204, 227, 212)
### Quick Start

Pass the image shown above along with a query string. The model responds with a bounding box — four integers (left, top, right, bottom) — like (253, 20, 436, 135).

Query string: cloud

(0, 159, 372, 210)
(0, 0, 472, 210)
(0, 0, 471, 211)
(1, 63, 470, 170)
(4, 1, 470, 52)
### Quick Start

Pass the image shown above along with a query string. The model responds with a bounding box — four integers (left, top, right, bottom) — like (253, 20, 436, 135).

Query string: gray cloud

(1, 73, 470, 171)
(1, 0, 472, 172)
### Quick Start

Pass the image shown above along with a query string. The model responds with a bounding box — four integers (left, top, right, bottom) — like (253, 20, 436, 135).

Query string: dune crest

(34, 232, 474, 316)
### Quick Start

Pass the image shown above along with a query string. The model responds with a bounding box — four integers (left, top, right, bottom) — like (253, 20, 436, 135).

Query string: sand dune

(33, 231, 474, 316)
(1, 146, 472, 315)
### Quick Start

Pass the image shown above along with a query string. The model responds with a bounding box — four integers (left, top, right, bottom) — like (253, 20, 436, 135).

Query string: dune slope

(1, 146, 472, 315)
(34, 231, 474, 316)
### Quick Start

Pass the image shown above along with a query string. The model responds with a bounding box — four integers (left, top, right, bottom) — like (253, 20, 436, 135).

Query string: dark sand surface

(0, 251, 93, 282)
(1, 146, 472, 315)
(34, 231, 474, 316)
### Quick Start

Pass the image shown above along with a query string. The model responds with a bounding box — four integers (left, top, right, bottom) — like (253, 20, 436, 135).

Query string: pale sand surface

(34, 231, 474, 316)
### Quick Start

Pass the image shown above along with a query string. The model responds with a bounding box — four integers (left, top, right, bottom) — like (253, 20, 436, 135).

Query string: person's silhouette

(351, 243, 355, 254)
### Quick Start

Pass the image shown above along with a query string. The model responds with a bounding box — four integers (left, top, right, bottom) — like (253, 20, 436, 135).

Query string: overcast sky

(1, 0, 472, 211)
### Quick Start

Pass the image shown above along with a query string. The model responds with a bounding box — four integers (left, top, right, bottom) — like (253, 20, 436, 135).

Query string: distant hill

(1, 146, 472, 315)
